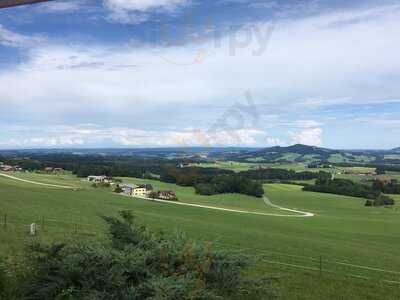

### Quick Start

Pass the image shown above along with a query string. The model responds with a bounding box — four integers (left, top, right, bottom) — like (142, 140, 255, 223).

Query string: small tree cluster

(114, 184, 123, 193)
(305, 173, 395, 207)
(195, 175, 264, 198)
(92, 182, 111, 189)
(365, 195, 395, 207)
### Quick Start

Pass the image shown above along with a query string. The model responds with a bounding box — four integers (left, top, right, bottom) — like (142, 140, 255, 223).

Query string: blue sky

(0, 0, 399, 149)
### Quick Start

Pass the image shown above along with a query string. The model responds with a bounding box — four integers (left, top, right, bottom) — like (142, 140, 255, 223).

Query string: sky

(0, 0, 399, 150)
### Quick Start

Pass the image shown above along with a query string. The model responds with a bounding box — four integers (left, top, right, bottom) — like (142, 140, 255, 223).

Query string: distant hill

(253, 144, 337, 156)
(1, 145, 400, 165)
(223, 144, 381, 164)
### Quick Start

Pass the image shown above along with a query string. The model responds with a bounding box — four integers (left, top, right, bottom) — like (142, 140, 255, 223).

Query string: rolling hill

(223, 144, 382, 164)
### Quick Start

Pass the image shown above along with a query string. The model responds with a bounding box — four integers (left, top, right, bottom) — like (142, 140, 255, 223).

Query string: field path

(0, 172, 314, 217)
(263, 196, 314, 217)
(0, 172, 76, 189)
(133, 195, 314, 218)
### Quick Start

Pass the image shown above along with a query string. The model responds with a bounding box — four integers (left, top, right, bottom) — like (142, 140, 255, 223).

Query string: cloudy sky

(0, 0, 399, 149)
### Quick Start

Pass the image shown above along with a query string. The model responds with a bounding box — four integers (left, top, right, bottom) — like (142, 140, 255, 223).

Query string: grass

(191, 161, 256, 172)
(1, 172, 400, 299)
(274, 153, 301, 161)
(384, 155, 400, 160)
(3, 171, 88, 188)
(301, 154, 322, 161)
(338, 166, 376, 173)
(193, 161, 313, 172)
(328, 153, 376, 163)
(119, 176, 286, 214)
(245, 157, 266, 162)
(266, 162, 309, 171)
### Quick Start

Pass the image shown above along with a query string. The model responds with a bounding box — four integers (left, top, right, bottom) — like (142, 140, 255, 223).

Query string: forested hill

(221, 144, 400, 165)
(1, 144, 400, 165)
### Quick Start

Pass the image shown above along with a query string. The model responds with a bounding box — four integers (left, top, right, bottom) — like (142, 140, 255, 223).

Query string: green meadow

(1, 172, 400, 299)
(191, 161, 257, 172)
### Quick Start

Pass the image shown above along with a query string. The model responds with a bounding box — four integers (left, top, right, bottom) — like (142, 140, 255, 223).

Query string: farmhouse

(120, 184, 153, 197)
(157, 190, 177, 201)
(132, 186, 149, 197)
(121, 184, 136, 195)
(87, 175, 112, 183)
(44, 167, 64, 173)
(307, 162, 333, 169)
(375, 176, 393, 184)
(0, 165, 22, 172)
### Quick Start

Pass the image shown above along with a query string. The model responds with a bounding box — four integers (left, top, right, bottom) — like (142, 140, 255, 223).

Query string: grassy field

(239, 153, 376, 164)
(328, 153, 376, 163)
(384, 155, 400, 160)
(194, 161, 315, 172)
(1, 172, 400, 299)
(119, 176, 287, 214)
(191, 161, 257, 172)
(192, 162, 400, 186)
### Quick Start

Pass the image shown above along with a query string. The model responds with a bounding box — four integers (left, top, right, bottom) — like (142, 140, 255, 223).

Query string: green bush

(195, 176, 264, 198)
(92, 182, 111, 189)
(18, 211, 276, 300)
(114, 185, 123, 193)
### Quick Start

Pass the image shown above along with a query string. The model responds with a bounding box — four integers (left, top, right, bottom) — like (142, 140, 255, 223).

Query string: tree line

(372, 179, 400, 195)
(3, 154, 399, 202)
(160, 167, 265, 197)
(158, 167, 332, 198)
(303, 173, 395, 206)
(239, 168, 322, 181)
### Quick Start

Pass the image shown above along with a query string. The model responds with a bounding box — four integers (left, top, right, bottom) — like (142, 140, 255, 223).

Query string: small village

(86, 175, 177, 201)
(0, 161, 178, 201)
(0, 163, 23, 172)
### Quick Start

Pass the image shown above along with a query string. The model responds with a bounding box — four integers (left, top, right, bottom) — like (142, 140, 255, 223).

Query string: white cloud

(1, 4, 400, 147)
(289, 128, 323, 146)
(271, 120, 323, 129)
(0, 25, 44, 48)
(0, 124, 268, 148)
(352, 116, 400, 127)
(105, 0, 188, 12)
(39, 1, 82, 13)
(104, 0, 189, 23)
(266, 137, 282, 146)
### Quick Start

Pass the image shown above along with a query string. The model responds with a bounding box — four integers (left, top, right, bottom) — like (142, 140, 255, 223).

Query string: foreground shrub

(19, 211, 276, 300)
(365, 195, 395, 207)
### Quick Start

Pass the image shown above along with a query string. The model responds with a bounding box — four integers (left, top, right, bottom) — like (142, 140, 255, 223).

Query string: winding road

(263, 196, 315, 217)
(133, 195, 315, 218)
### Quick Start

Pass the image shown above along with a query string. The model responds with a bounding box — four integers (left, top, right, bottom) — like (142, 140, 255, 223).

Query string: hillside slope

(225, 144, 378, 164)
